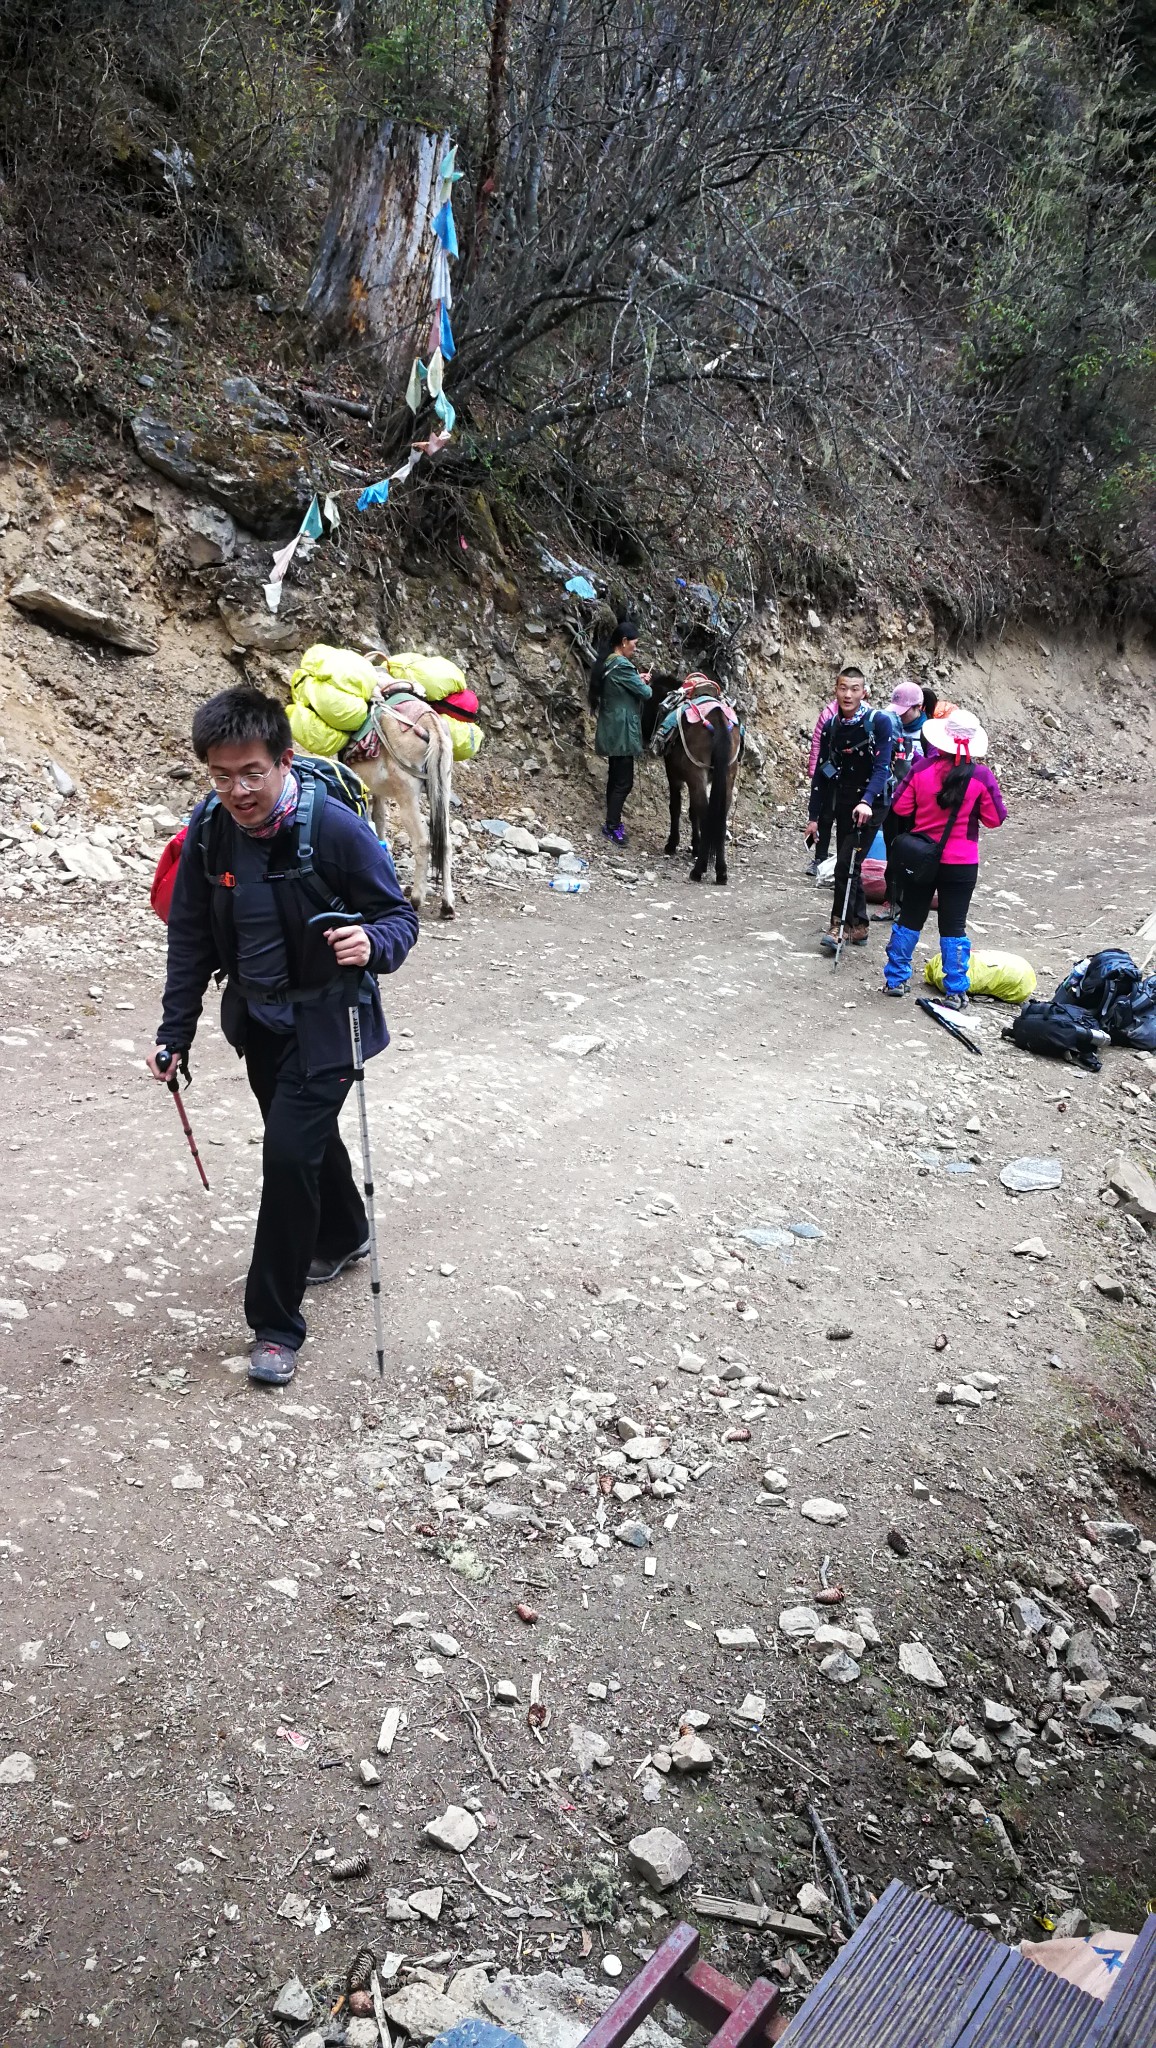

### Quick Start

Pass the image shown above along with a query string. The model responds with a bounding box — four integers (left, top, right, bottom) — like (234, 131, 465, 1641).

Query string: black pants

(831, 801, 878, 929)
(902, 861, 977, 939)
(605, 756, 635, 829)
(243, 1022, 368, 1350)
(815, 782, 836, 862)
(882, 807, 903, 911)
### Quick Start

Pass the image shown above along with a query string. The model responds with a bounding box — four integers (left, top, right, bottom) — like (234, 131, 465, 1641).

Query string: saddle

(342, 683, 431, 765)
(652, 674, 742, 753)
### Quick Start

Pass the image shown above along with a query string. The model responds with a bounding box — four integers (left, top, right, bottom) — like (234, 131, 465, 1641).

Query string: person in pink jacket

(882, 707, 1007, 1007)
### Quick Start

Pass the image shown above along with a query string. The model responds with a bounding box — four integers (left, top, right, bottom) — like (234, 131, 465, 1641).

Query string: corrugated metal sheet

(1089, 1914, 1156, 2047)
(781, 1881, 1007, 2047)
(955, 1952, 1100, 2047)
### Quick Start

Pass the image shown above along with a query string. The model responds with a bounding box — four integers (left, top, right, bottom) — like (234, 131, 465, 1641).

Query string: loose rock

(382, 1983, 464, 2042)
(899, 1641, 947, 1690)
(627, 1826, 692, 1891)
(934, 1749, 980, 1786)
(800, 1497, 848, 1526)
(424, 1803, 480, 1852)
(272, 1977, 314, 2025)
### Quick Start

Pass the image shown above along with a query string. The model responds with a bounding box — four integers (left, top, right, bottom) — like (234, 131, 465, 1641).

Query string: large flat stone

(7, 575, 156, 653)
(131, 412, 313, 537)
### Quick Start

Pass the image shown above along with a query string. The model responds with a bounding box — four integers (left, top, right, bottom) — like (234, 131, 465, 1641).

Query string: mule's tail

(425, 712, 455, 916)
(705, 709, 731, 863)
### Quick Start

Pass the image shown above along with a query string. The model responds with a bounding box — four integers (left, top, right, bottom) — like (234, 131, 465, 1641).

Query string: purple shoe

(601, 822, 627, 846)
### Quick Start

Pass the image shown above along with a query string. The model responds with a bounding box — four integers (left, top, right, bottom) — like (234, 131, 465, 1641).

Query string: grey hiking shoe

(248, 1341, 298, 1387)
(306, 1239, 370, 1286)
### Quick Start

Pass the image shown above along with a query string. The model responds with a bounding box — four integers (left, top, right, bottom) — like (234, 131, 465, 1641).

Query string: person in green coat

(589, 617, 651, 844)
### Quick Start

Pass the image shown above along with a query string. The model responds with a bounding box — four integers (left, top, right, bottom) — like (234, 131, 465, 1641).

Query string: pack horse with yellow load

(285, 644, 484, 920)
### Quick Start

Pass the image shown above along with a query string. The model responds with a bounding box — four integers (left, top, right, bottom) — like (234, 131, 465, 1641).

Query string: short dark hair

(614, 617, 640, 645)
(837, 663, 866, 683)
(191, 688, 292, 762)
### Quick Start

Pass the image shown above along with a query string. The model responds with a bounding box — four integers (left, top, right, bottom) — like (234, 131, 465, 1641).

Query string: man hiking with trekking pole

(805, 664, 894, 956)
(146, 688, 419, 1388)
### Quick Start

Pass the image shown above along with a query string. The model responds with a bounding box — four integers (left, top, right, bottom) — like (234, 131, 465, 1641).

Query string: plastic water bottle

(550, 876, 590, 895)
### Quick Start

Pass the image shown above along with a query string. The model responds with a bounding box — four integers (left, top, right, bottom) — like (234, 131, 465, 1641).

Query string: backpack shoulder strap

(278, 766, 348, 917)
(196, 793, 235, 887)
(293, 767, 321, 875)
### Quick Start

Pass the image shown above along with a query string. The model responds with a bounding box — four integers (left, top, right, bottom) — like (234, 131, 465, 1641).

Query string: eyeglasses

(207, 763, 278, 794)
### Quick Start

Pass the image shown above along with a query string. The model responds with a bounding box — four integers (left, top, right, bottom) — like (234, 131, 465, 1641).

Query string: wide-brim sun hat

(924, 707, 988, 759)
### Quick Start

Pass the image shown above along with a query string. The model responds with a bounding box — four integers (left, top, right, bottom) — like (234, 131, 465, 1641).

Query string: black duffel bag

(1003, 998, 1110, 1072)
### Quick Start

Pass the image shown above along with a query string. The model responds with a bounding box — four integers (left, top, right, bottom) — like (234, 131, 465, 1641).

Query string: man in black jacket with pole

(147, 688, 419, 1387)
(805, 665, 893, 954)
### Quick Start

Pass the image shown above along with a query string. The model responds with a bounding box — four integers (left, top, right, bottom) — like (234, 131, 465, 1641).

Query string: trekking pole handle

(155, 1046, 179, 1091)
(307, 911, 366, 1003)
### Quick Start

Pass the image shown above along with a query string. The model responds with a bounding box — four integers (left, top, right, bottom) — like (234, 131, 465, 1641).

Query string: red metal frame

(577, 1923, 785, 2047)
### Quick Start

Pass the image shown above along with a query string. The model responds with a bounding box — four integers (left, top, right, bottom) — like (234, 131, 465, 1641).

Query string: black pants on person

(605, 756, 635, 829)
(882, 806, 904, 912)
(831, 800, 879, 929)
(814, 781, 836, 862)
(901, 860, 977, 939)
(242, 1021, 368, 1351)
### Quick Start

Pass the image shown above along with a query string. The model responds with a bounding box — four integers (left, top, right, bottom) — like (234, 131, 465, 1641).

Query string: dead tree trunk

(306, 117, 450, 375)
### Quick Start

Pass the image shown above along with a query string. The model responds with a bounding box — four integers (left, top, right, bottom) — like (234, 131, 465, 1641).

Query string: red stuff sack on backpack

(150, 827, 188, 923)
(438, 687, 480, 720)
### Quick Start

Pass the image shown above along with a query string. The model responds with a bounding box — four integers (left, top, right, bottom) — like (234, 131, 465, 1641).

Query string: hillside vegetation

(1, 0, 1154, 642)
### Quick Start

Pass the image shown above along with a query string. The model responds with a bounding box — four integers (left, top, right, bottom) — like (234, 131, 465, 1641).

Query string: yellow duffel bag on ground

(386, 651, 467, 702)
(924, 950, 1037, 1003)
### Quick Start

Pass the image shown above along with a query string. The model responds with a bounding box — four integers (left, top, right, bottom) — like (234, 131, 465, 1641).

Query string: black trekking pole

(308, 913, 386, 1378)
(155, 1049, 210, 1191)
(832, 824, 868, 970)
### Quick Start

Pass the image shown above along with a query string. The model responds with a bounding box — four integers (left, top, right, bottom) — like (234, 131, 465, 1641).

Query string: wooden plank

(709, 1979, 783, 2047)
(693, 1893, 824, 1939)
(670, 1958, 782, 2045)
(576, 1922, 699, 2048)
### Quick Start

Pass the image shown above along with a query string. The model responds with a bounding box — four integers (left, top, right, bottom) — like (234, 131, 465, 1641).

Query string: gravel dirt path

(1, 798, 1155, 2045)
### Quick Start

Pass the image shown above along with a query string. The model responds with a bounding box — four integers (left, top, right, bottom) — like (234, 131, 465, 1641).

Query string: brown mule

(642, 675, 743, 884)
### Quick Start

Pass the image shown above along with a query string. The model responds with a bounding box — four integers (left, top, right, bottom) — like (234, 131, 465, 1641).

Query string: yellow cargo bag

(289, 644, 379, 742)
(444, 717, 484, 761)
(287, 700, 345, 757)
(924, 950, 1037, 1003)
(295, 644, 382, 698)
(387, 651, 467, 702)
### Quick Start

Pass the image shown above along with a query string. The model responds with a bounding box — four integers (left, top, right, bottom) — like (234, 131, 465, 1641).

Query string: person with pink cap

(882, 707, 1007, 1007)
(880, 678, 928, 916)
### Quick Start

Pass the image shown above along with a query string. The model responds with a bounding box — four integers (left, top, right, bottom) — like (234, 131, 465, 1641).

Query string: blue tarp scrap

(565, 574, 597, 600)
(429, 2023, 527, 2048)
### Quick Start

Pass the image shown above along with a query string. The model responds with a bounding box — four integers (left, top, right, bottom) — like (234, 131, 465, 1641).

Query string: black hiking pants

(901, 861, 977, 940)
(882, 806, 903, 913)
(605, 756, 635, 830)
(243, 1022, 368, 1351)
(832, 799, 879, 930)
(814, 781, 836, 862)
